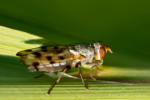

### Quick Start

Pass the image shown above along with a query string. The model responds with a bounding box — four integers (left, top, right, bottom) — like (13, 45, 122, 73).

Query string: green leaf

(0, 26, 150, 100)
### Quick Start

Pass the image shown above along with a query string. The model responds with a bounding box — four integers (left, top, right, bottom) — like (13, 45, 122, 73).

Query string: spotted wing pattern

(16, 45, 84, 72)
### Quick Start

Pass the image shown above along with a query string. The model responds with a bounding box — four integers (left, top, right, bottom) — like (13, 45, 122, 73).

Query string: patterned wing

(16, 45, 76, 72)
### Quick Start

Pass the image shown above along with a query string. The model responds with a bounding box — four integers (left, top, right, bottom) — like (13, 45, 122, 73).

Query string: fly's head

(93, 42, 112, 63)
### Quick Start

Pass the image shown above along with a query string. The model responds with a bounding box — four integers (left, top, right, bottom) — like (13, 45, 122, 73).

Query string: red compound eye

(100, 47, 106, 59)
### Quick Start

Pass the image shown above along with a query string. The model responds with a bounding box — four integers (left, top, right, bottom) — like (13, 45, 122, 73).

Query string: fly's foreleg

(89, 59, 103, 80)
(90, 65, 97, 80)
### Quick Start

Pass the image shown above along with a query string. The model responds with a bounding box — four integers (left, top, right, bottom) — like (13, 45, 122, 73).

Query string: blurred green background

(0, 0, 150, 100)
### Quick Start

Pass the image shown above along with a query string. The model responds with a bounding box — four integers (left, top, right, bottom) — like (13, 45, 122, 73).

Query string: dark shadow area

(24, 39, 52, 45)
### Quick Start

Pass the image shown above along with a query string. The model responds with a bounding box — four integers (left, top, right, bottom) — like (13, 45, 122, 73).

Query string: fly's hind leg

(47, 68, 67, 95)
(76, 62, 88, 90)
(34, 72, 49, 78)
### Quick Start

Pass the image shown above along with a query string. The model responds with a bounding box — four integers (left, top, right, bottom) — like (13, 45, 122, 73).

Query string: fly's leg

(89, 60, 103, 80)
(34, 72, 49, 78)
(99, 59, 103, 65)
(34, 72, 61, 79)
(47, 68, 67, 95)
(76, 62, 88, 90)
(90, 65, 102, 80)
(90, 65, 97, 80)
